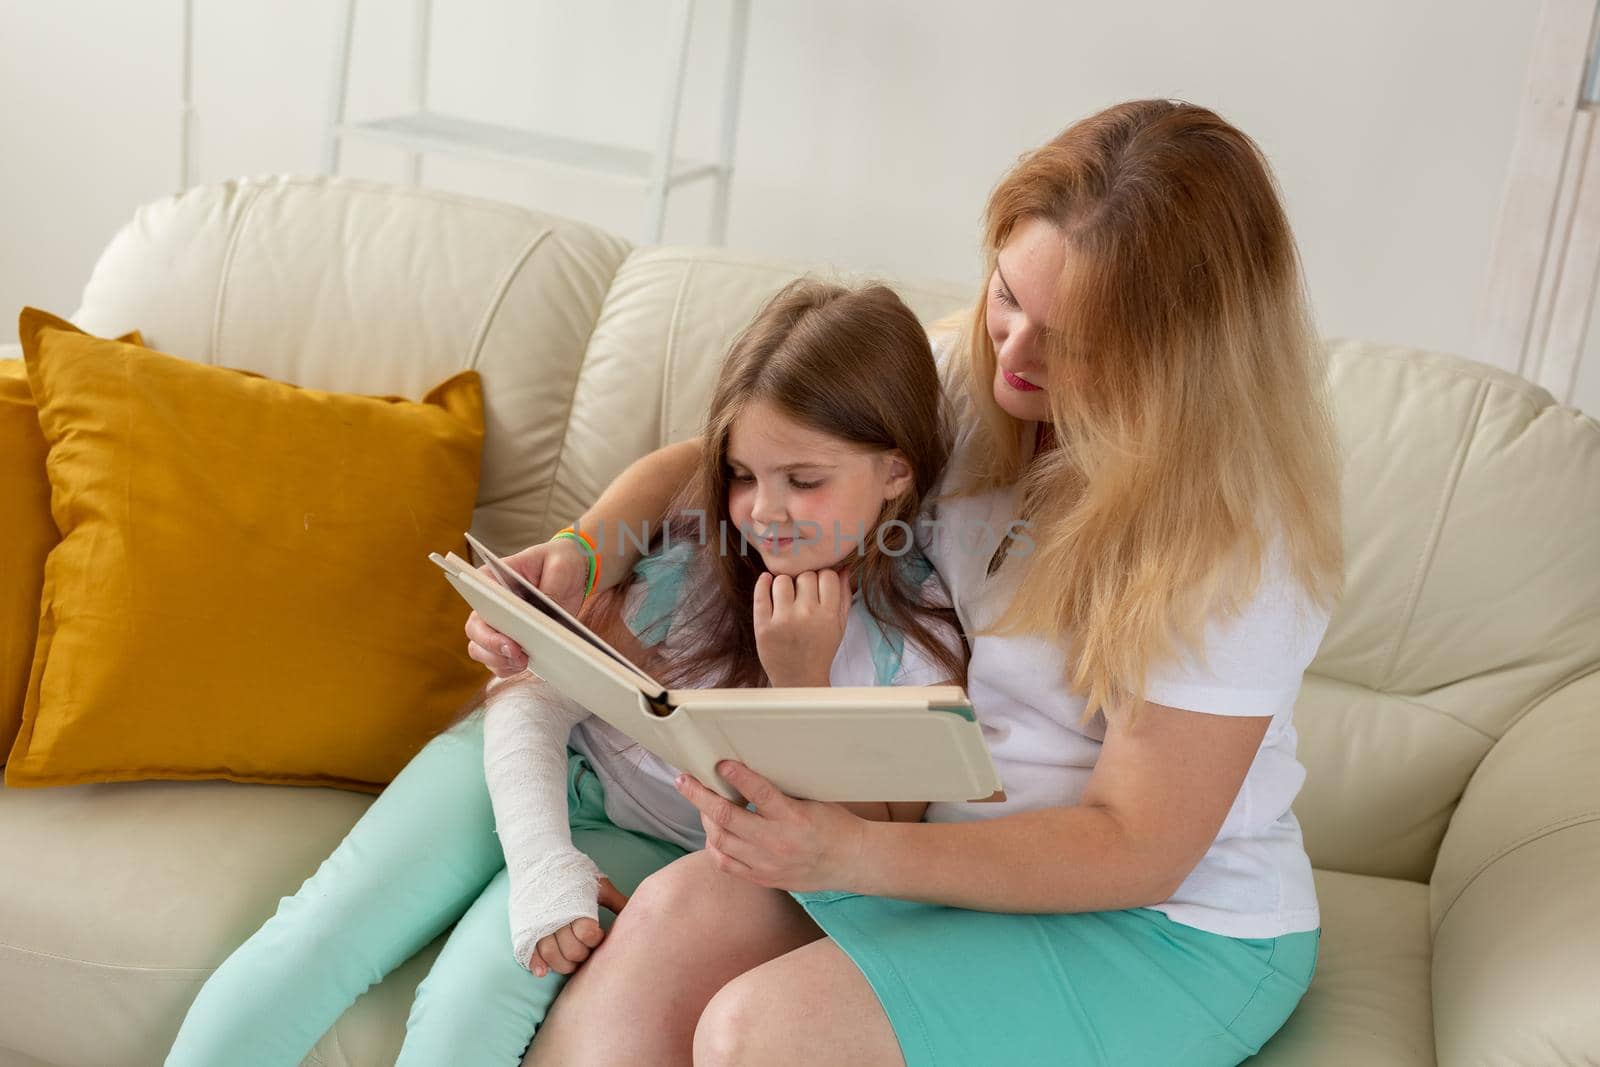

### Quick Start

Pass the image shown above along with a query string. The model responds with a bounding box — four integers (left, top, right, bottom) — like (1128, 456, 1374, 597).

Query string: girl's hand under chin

(752, 568, 853, 687)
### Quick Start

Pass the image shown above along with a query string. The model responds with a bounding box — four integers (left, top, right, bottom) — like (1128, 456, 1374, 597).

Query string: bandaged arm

(481, 674, 603, 968)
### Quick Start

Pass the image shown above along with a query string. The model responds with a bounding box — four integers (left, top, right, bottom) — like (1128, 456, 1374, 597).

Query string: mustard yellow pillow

(6, 309, 486, 791)
(1, 330, 142, 761)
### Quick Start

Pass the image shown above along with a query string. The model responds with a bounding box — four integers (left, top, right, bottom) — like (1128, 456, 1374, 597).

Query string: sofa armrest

(1428, 669, 1600, 1066)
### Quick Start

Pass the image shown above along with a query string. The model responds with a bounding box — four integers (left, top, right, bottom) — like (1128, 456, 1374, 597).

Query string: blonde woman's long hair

(949, 98, 1343, 724)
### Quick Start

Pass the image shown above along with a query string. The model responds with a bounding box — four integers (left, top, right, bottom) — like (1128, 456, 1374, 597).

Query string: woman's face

(986, 215, 1067, 424)
(725, 399, 912, 576)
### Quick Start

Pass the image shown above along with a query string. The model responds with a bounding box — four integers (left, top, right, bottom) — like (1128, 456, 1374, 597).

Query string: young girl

(484, 276, 966, 979)
(167, 278, 966, 1066)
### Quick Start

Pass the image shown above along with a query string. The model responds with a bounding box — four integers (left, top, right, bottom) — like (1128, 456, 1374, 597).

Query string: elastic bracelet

(553, 527, 600, 599)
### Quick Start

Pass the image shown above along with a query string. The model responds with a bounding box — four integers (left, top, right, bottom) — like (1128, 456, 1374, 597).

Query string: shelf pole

(178, 0, 194, 192)
(323, 0, 357, 174)
(708, 0, 749, 245)
(406, 0, 433, 186)
(644, 0, 695, 244)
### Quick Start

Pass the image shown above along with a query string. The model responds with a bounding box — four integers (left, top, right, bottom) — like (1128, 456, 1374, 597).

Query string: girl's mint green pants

(166, 714, 687, 1067)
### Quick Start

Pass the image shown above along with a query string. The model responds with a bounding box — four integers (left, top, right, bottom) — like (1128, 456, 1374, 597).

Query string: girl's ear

(881, 450, 915, 501)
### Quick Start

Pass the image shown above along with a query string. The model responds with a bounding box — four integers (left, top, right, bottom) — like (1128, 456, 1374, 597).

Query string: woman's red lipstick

(1002, 368, 1042, 392)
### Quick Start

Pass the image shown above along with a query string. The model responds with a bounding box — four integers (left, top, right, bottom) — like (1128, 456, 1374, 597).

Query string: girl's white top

(920, 356, 1330, 938)
(569, 569, 959, 852)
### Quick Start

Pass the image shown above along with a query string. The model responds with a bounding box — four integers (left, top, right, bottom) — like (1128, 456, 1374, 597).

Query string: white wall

(5, 0, 1590, 413)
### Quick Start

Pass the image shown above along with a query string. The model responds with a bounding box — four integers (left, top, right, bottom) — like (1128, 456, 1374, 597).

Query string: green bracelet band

(552, 529, 598, 598)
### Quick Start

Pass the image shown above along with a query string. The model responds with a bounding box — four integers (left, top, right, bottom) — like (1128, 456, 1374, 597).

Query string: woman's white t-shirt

(920, 376, 1329, 939)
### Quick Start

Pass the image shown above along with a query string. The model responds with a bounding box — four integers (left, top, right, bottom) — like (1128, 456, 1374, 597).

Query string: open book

(430, 532, 1003, 805)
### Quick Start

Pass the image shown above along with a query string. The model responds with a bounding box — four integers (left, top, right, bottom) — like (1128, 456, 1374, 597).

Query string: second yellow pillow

(1, 330, 141, 761)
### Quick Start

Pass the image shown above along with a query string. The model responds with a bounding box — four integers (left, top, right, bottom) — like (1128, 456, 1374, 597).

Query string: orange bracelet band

(554, 526, 600, 598)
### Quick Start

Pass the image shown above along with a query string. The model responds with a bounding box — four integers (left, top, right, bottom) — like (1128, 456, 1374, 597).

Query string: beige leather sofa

(2, 176, 1596, 1067)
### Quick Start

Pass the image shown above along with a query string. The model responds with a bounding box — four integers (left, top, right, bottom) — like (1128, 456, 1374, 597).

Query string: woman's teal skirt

(789, 888, 1317, 1067)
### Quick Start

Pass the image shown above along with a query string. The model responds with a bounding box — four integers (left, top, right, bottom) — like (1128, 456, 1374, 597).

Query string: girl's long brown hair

(470, 278, 966, 725)
(949, 99, 1343, 724)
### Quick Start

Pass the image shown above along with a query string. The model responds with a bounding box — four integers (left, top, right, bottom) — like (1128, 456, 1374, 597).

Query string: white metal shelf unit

(1478, 0, 1600, 405)
(322, 0, 750, 245)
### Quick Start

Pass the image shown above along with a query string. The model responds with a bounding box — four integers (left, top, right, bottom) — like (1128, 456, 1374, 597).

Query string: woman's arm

(840, 801, 929, 823)
(572, 437, 703, 594)
(677, 700, 1268, 911)
(849, 702, 1270, 911)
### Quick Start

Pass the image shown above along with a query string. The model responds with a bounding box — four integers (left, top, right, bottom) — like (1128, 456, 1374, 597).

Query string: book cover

(431, 536, 1002, 804)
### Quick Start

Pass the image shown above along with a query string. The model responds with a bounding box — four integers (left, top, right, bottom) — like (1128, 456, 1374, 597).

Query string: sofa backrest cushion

(1295, 342, 1600, 879)
(68, 176, 1600, 881)
(69, 175, 630, 556)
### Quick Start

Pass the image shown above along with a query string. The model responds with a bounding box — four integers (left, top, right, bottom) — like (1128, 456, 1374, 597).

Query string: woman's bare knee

(693, 974, 767, 1067)
(527, 852, 821, 1065)
(622, 851, 822, 958)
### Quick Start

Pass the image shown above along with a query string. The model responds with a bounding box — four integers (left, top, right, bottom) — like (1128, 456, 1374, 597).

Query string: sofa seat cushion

(0, 778, 440, 1067)
(3, 773, 1438, 1067)
(1250, 870, 1435, 1065)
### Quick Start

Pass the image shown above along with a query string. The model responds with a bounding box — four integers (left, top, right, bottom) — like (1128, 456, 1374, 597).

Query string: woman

(469, 98, 1342, 1066)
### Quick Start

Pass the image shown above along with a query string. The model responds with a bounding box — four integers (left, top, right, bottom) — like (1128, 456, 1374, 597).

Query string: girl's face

(986, 215, 1068, 424)
(725, 399, 913, 577)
